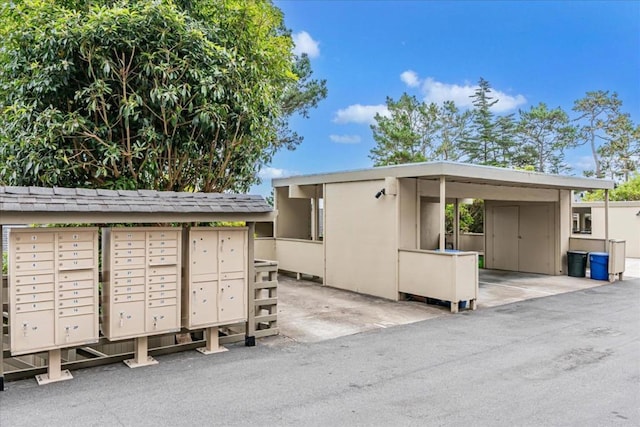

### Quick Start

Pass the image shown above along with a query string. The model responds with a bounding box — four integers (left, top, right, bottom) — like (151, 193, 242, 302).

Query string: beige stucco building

(572, 200, 640, 258)
(255, 162, 619, 304)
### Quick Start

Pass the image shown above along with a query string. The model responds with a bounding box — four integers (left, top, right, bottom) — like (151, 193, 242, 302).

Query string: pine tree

(460, 78, 502, 165)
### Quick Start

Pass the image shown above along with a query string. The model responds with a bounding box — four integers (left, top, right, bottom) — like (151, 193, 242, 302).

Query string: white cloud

(333, 104, 390, 125)
(292, 31, 320, 58)
(420, 77, 477, 108)
(258, 167, 290, 179)
(400, 70, 420, 87)
(400, 72, 527, 113)
(571, 155, 596, 172)
(329, 134, 362, 144)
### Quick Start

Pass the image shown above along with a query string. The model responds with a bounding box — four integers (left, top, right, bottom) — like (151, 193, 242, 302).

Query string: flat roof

(0, 186, 274, 225)
(272, 161, 615, 191)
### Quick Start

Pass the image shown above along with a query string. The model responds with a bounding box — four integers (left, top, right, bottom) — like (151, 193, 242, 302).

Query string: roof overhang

(272, 161, 615, 192)
(0, 186, 275, 225)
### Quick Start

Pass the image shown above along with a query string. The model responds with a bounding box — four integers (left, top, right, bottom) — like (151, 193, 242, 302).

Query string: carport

(255, 161, 617, 310)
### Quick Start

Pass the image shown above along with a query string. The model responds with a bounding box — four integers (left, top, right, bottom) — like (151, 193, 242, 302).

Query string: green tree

(460, 78, 511, 167)
(0, 0, 326, 192)
(514, 103, 577, 174)
(369, 94, 439, 166)
(494, 114, 517, 168)
(435, 101, 470, 161)
(369, 95, 470, 166)
(582, 174, 640, 201)
(572, 90, 622, 178)
(598, 113, 640, 182)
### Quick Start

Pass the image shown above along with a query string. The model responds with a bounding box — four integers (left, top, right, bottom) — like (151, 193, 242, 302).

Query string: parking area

(265, 258, 640, 345)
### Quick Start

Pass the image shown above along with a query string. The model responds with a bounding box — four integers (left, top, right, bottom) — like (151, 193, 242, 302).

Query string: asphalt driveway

(1, 277, 638, 426)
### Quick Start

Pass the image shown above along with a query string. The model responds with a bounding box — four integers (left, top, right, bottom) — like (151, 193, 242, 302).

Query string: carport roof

(0, 186, 274, 225)
(272, 161, 615, 191)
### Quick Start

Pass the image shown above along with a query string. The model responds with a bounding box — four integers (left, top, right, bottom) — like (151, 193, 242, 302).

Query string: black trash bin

(567, 250, 588, 277)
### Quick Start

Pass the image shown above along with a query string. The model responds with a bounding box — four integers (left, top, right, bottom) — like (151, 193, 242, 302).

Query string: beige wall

(275, 239, 324, 277)
(325, 180, 398, 300)
(558, 190, 572, 274)
(420, 199, 441, 250)
(398, 178, 418, 249)
(585, 202, 640, 258)
(568, 237, 606, 253)
(255, 237, 276, 261)
(254, 238, 323, 277)
(275, 186, 311, 239)
(398, 250, 477, 303)
(458, 233, 484, 252)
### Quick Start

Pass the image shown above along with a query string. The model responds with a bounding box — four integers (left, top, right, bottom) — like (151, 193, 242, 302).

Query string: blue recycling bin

(589, 252, 609, 281)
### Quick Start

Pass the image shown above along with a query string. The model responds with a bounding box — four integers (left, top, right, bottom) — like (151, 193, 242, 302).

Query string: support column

(35, 349, 73, 385)
(454, 199, 460, 250)
(604, 189, 610, 243)
(124, 336, 158, 368)
(245, 222, 256, 347)
(311, 197, 317, 241)
(604, 189, 613, 282)
(439, 176, 446, 251)
(198, 326, 228, 355)
(0, 225, 4, 391)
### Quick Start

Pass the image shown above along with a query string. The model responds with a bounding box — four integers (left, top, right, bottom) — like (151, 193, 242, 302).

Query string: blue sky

(251, 1, 640, 196)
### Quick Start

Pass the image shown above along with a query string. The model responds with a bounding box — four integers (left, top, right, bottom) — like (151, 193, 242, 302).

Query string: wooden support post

(454, 199, 460, 250)
(605, 189, 612, 283)
(439, 176, 446, 251)
(450, 301, 459, 314)
(0, 225, 4, 391)
(35, 349, 73, 385)
(311, 194, 318, 241)
(197, 326, 228, 355)
(124, 336, 158, 368)
(604, 189, 610, 243)
(246, 223, 256, 346)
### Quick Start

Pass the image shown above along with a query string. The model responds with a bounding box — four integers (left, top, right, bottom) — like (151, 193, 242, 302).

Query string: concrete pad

(271, 274, 448, 343)
(624, 257, 640, 278)
(478, 269, 606, 308)
(267, 260, 640, 346)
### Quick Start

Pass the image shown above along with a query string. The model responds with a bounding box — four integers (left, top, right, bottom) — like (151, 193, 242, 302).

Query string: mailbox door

(111, 301, 146, 338)
(58, 314, 96, 346)
(219, 231, 245, 273)
(189, 280, 218, 327)
(218, 279, 245, 323)
(12, 311, 55, 355)
(190, 230, 219, 276)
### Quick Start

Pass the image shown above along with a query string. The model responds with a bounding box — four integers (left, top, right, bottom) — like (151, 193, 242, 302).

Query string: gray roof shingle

(0, 186, 272, 215)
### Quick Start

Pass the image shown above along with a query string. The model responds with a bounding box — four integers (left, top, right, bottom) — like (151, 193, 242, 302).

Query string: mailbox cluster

(9, 228, 99, 356)
(7, 226, 248, 360)
(183, 227, 248, 330)
(102, 227, 182, 340)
